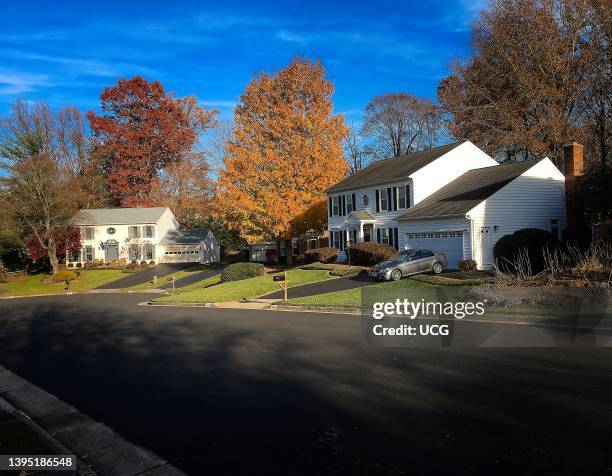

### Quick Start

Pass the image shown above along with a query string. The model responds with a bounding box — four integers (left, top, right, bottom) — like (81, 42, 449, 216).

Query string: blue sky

(0, 0, 485, 125)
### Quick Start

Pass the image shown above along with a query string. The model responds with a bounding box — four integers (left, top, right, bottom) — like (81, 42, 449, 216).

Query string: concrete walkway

(260, 272, 376, 299)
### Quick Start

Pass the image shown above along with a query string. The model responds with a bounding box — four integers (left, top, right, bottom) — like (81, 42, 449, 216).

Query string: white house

(327, 141, 567, 269)
(67, 207, 220, 265)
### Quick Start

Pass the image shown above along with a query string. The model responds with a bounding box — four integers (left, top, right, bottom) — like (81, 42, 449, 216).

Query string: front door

(363, 224, 373, 242)
(480, 227, 492, 268)
(105, 241, 119, 262)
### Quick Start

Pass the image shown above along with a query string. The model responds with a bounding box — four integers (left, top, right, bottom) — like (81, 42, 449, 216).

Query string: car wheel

(390, 269, 402, 281)
(432, 262, 443, 274)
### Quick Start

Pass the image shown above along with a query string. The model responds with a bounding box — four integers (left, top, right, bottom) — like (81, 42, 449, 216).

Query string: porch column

(358, 223, 364, 242)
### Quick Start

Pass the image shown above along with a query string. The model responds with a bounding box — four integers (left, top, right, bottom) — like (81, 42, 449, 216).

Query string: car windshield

(393, 250, 419, 262)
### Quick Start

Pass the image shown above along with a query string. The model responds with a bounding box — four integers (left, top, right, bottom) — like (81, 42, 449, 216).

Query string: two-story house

(327, 141, 567, 269)
(67, 207, 220, 265)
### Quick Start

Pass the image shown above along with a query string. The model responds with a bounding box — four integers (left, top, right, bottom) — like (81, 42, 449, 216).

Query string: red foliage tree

(27, 227, 81, 263)
(87, 77, 197, 206)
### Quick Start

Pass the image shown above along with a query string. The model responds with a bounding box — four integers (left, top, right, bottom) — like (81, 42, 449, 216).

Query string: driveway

(1, 294, 612, 474)
(158, 263, 224, 290)
(95, 263, 193, 289)
(261, 272, 375, 299)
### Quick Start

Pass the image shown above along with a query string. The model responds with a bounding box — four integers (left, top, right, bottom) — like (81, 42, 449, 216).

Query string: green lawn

(284, 279, 433, 308)
(157, 268, 336, 303)
(0, 269, 125, 297)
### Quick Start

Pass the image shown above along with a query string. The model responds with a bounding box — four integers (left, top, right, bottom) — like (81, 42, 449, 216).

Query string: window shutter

(406, 184, 411, 208)
(394, 228, 399, 250)
(375, 190, 380, 212)
(392, 187, 398, 211)
(352, 193, 356, 212)
(342, 195, 346, 216)
(329, 197, 333, 217)
(387, 188, 392, 212)
(376, 228, 381, 243)
(329, 232, 333, 247)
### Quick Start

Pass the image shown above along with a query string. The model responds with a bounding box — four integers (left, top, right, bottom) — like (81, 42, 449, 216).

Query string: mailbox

(273, 275, 286, 282)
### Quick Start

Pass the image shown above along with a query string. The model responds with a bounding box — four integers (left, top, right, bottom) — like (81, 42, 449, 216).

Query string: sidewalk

(0, 366, 184, 475)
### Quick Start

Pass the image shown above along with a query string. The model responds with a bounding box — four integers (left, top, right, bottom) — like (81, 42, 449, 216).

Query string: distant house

(327, 141, 567, 269)
(68, 207, 220, 265)
(249, 231, 329, 263)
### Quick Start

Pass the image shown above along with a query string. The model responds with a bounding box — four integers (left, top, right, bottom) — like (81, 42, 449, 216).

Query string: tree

(216, 57, 348, 263)
(0, 101, 81, 274)
(88, 77, 215, 206)
(360, 93, 442, 160)
(27, 226, 80, 265)
(344, 123, 370, 174)
(438, 0, 610, 166)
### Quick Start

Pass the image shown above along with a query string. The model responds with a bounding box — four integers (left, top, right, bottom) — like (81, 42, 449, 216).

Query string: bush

(149, 260, 155, 265)
(458, 259, 478, 272)
(75, 262, 82, 268)
(347, 242, 397, 265)
(494, 229, 559, 273)
(221, 262, 265, 282)
(118, 258, 127, 268)
(140, 260, 148, 267)
(52, 270, 78, 282)
(0, 260, 7, 283)
(67, 262, 74, 268)
(303, 247, 338, 264)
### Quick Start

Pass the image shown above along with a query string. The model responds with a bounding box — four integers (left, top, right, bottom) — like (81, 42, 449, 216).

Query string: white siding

(409, 141, 498, 204)
(467, 158, 566, 269)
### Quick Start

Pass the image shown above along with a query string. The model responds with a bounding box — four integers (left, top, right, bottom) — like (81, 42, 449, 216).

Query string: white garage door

(163, 247, 200, 263)
(405, 232, 464, 269)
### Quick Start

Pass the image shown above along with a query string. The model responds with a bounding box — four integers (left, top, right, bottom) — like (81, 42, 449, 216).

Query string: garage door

(405, 232, 464, 269)
(163, 248, 200, 263)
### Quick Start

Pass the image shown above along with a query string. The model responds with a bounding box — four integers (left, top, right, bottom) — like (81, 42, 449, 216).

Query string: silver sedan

(368, 249, 447, 281)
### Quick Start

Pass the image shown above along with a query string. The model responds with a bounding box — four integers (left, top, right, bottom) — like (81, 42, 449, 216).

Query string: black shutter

(375, 190, 380, 212)
(387, 188, 392, 212)
(394, 228, 399, 250)
(329, 197, 333, 217)
(392, 187, 398, 211)
(341, 195, 346, 216)
(352, 193, 356, 212)
(376, 228, 381, 243)
(388, 228, 393, 248)
(329, 232, 333, 247)
(406, 184, 411, 208)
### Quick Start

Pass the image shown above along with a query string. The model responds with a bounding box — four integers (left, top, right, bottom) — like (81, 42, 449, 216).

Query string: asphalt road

(95, 263, 193, 289)
(1, 294, 612, 474)
(261, 273, 376, 299)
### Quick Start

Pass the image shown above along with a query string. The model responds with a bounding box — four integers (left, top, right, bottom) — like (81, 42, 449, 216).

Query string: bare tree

(344, 123, 370, 174)
(0, 101, 83, 274)
(360, 93, 442, 160)
(209, 119, 235, 173)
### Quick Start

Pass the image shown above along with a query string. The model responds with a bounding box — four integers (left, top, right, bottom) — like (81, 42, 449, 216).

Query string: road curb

(0, 366, 185, 475)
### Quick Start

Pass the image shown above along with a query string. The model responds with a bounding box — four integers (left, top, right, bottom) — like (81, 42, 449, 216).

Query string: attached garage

(159, 228, 220, 264)
(405, 231, 465, 268)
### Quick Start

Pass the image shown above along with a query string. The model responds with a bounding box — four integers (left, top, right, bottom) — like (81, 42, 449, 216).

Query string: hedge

(221, 262, 265, 282)
(303, 247, 338, 264)
(458, 259, 477, 272)
(494, 228, 559, 273)
(347, 242, 397, 265)
(52, 270, 78, 282)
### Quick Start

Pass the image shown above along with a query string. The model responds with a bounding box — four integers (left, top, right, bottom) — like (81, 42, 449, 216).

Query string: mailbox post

(273, 271, 288, 302)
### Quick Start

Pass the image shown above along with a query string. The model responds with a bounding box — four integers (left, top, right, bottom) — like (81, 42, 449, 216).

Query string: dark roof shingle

(327, 142, 463, 193)
(397, 159, 543, 220)
(160, 228, 211, 245)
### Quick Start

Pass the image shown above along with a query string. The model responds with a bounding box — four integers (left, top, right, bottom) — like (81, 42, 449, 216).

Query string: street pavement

(0, 294, 612, 474)
(95, 263, 193, 289)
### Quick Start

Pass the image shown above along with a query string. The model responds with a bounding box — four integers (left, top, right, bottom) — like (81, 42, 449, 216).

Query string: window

(332, 196, 340, 216)
(69, 249, 81, 262)
(333, 231, 340, 249)
(129, 244, 141, 261)
(143, 225, 154, 238)
(292, 239, 299, 257)
(82, 227, 94, 240)
(128, 226, 141, 239)
(398, 187, 406, 209)
(106, 227, 116, 235)
(84, 245, 94, 261)
(550, 219, 560, 240)
(362, 194, 369, 207)
(143, 243, 154, 260)
(379, 189, 388, 211)
(381, 228, 389, 245)
(346, 194, 354, 214)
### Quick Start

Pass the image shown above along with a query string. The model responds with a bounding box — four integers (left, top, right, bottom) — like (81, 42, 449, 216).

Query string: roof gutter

(395, 213, 467, 221)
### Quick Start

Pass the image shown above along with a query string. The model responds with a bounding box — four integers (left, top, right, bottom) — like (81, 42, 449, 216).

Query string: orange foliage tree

(216, 57, 348, 261)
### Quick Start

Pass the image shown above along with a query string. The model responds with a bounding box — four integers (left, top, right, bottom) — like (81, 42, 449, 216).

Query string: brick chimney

(564, 142, 585, 238)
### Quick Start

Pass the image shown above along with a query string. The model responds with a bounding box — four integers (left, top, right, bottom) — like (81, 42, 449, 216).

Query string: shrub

(221, 262, 264, 282)
(303, 247, 338, 264)
(52, 270, 78, 282)
(75, 262, 82, 268)
(67, 262, 74, 268)
(458, 259, 478, 272)
(140, 260, 148, 267)
(347, 242, 397, 265)
(83, 261, 97, 269)
(149, 260, 155, 265)
(118, 258, 127, 268)
(494, 229, 559, 274)
(0, 260, 7, 283)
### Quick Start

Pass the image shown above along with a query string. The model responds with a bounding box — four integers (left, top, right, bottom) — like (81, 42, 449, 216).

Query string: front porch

(329, 211, 396, 260)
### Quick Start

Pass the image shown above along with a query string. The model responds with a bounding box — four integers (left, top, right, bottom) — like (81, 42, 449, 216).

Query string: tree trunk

(48, 243, 59, 275)
(285, 239, 293, 266)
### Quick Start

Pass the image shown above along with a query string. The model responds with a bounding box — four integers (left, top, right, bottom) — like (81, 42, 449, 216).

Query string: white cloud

(0, 71, 50, 96)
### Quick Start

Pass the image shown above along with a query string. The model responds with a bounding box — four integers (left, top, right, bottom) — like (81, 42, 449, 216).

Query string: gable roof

(397, 159, 544, 221)
(327, 142, 463, 193)
(160, 228, 211, 245)
(69, 207, 169, 225)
